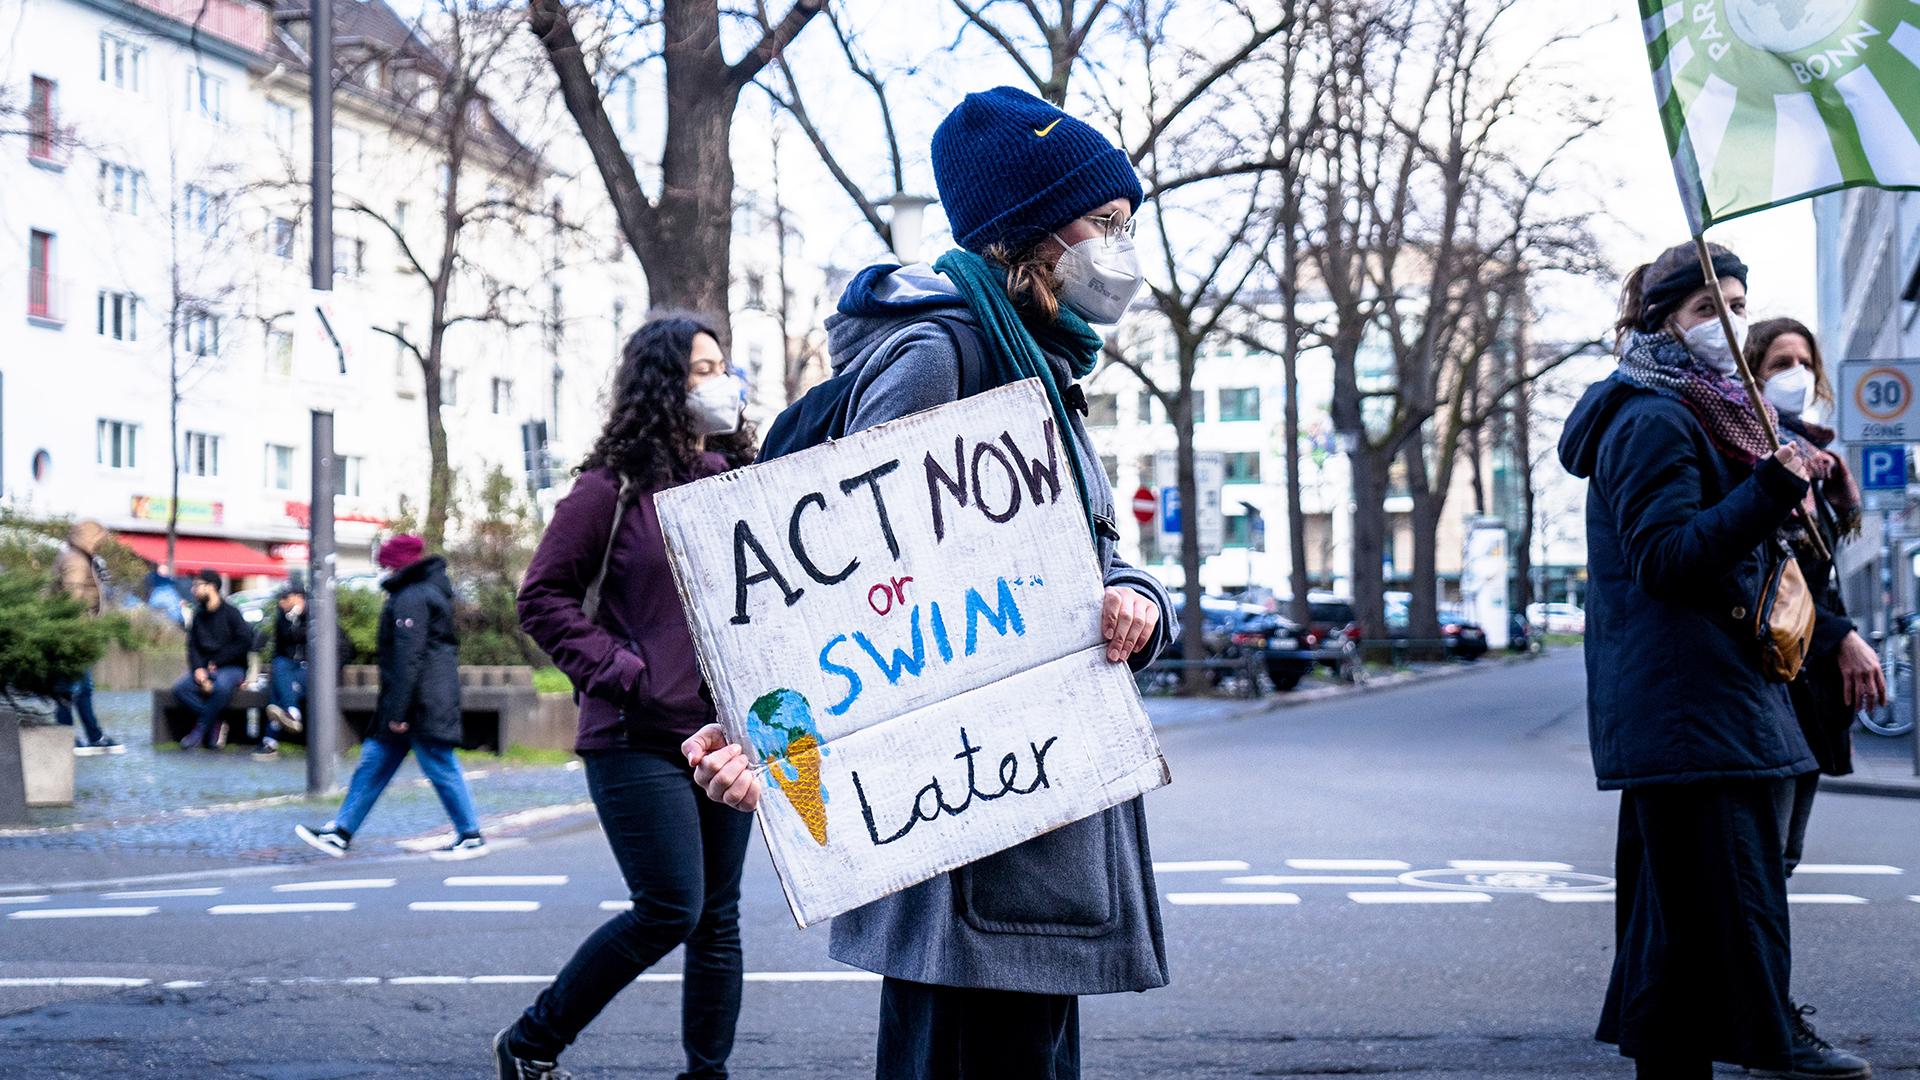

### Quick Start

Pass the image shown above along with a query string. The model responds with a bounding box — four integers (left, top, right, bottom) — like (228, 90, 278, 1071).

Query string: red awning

(117, 533, 288, 579)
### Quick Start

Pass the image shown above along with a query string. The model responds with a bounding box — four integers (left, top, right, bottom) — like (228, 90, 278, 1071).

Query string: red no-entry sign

(1131, 486, 1156, 524)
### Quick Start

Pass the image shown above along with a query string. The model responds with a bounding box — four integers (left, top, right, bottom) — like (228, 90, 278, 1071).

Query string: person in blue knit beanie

(684, 86, 1174, 1080)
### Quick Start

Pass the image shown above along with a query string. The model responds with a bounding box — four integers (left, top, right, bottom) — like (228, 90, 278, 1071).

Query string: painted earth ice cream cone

(746, 689, 831, 846)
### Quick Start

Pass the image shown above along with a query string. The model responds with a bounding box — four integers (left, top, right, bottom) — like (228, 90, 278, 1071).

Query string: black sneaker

(252, 739, 280, 760)
(73, 735, 125, 757)
(494, 1027, 569, 1079)
(295, 824, 350, 858)
(431, 835, 490, 861)
(180, 728, 204, 750)
(266, 705, 303, 735)
(1750, 1004, 1873, 1078)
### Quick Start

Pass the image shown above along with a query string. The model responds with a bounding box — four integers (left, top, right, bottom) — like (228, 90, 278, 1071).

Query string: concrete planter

(20, 723, 74, 807)
(0, 708, 26, 825)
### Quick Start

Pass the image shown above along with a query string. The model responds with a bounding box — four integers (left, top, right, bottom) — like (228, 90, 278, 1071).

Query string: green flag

(1641, 0, 1920, 229)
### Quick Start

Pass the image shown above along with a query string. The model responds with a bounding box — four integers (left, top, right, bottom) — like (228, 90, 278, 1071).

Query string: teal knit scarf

(933, 248, 1103, 543)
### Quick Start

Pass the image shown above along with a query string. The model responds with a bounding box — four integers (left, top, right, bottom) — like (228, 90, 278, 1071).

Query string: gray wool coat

(821, 264, 1174, 996)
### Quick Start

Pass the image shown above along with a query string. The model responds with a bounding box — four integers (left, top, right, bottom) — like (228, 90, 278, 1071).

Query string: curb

(1818, 775, 1920, 800)
(1154, 651, 1543, 727)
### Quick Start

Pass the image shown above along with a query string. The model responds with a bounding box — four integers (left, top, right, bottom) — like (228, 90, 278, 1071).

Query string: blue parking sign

(1159, 486, 1181, 534)
(1862, 445, 1907, 491)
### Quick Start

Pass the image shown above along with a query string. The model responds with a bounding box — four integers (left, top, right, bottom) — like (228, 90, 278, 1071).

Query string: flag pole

(1690, 232, 1831, 563)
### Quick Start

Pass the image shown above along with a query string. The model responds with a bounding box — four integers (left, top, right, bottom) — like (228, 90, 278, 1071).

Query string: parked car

(1507, 612, 1540, 654)
(1526, 602, 1586, 634)
(1163, 595, 1315, 691)
(1436, 609, 1488, 661)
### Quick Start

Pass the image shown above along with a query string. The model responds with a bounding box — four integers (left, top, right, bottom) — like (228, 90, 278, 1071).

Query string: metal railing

(26, 268, 62, 323)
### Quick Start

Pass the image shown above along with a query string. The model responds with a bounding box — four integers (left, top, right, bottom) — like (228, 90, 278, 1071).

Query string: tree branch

(728, 0, 826, 89)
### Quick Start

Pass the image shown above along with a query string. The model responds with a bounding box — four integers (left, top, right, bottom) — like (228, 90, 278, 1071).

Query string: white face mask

(1764, 364, 1817, 417)
(688, 376, 744, 436)
(1680, 313, 1748, 375)
(1052, 231, 1145, 325)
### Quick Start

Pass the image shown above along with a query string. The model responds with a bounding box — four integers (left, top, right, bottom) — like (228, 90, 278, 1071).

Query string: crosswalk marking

(0, 977, 152, 988)
(273, 879, 397, 892)
(1536, 892, 1616, 903)
(1223, 875, 1403, 886)
(409, 900, 541, 913)
(8, 906, 157, 920)
(0, 972, 880, 991)
(1794, 864, 1904, 875)
(1786, 894, 1869, 905)
(1288, 859, 1412, 871)
(600, 900, 631, 911)
(443, 875, 568, 888)
(1153, 860, 1252, 873)
(0, 895, 49, 905)
(208, 903, 356, 916)
(1448, 860, 1574, 872)
(1167, 892, 1302, 906)
(1349, 891, 1493, 905)
(102, 887, 223, 900)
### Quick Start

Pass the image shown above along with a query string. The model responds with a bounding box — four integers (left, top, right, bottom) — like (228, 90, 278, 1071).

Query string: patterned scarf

(1615, 330, 1778, 465)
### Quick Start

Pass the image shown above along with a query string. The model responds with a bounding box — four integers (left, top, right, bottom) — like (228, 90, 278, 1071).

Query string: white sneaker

(267, 705, 304, 735)
(429, 835, 490, 861)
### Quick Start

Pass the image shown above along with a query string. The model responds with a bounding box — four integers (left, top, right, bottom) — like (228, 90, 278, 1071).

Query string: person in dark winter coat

(1559, 241, 1868, 1080)
(251, 586, 351, 759)
(684, 86, 1172, 1080)
(294, 536, 486, 861)
(495, 314, 758, 1080)
(173, 569, 253, 750)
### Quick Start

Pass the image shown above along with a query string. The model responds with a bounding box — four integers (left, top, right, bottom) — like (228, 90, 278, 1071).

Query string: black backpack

(759, 312, 1011, 462)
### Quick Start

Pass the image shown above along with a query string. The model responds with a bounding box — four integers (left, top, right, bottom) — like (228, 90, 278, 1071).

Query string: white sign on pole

(1154, 450, 1225, 557)
(1460, 518, 1509, 650)
(1838, 359, 1920, 443)
(656, 380, 1169, 928)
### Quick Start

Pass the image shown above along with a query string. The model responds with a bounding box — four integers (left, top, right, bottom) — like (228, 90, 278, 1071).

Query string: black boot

(1749, 1003, 1872, 1079)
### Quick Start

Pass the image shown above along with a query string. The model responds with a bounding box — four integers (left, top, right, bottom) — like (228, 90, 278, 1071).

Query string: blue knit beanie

(932, 86, 1143, 254)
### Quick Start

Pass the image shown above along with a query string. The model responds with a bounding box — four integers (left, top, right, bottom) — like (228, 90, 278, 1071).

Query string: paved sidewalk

(1824, 728, 1920, 798)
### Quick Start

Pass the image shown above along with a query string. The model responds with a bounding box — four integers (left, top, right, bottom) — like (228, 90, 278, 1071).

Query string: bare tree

(525, 0, 825, 344)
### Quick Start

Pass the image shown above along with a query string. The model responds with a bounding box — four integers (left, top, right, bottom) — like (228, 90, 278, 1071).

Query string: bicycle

(1859, 616, 1917, 738)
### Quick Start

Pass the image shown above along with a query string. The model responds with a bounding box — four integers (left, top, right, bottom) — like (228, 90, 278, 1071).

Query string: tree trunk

(423, 331, 452, 551)
(1511, 305, 1537, 616)
(1348, 452, 1390, 639)
(650, 4, 738, 329)
(1279, 221, 1310, 629)
(1175, 379, 1207, 695)
(1408, 493, 1442, 644)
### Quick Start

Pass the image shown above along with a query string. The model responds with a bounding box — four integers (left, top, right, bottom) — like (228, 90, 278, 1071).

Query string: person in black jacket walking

(1559, 242, 1869, 1080)
(295, 535, 487, 861)
(173, 569, 253, 751)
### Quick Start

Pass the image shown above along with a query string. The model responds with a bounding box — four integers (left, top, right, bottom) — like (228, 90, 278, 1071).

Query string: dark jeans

(267, 656, 306, 740)
(877, 977, 1080, 1080)
(509, 748, 753, 1077)
(171, 667, 246, 743)
(53, 672, 104, 743)
(1774, 770, 1820, 877)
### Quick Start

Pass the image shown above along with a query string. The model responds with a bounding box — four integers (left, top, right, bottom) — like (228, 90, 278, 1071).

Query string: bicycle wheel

(1859, 641, 1916, 737)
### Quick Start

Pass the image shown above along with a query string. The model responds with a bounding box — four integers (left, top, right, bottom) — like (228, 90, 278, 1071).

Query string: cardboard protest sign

(656, 379, 1169, 928)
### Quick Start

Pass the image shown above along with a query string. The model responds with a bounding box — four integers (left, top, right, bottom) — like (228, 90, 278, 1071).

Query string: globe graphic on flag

(1724, 0, 1858, 54)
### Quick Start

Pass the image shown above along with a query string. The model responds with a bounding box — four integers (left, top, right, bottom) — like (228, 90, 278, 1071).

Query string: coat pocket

(954, 809, 1121, 937)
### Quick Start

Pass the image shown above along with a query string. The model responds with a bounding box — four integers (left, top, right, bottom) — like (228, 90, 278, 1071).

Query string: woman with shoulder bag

(496, 314, 757, 1080)
(1558, 242, 1869, 1080)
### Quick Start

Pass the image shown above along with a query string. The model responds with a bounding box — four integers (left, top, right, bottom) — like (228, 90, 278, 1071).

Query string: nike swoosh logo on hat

(1033, 118, 1062, 138)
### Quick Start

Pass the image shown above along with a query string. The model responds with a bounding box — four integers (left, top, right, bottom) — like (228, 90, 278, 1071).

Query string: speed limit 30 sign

(1839, 360, 1920, 443)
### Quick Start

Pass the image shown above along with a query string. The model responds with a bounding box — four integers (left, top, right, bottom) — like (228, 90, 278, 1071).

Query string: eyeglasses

(1082, 210, 1137, 246)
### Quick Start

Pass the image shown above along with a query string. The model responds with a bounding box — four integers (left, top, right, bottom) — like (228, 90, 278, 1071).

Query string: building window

(182, 185, 223, 236)
(97, 161, 144, 214)
(491, 377, 514, 416)
(97, 419, 138, 470)
(267, 100, 295, 149)
(340, 455, 364, 497)
(394, 200, 409, 233)
(99, 34, 144, 92)
(266, 328, 294, 377)
(1224, 451, 1262, 484)
(27, 76, 59, 163)
(441, 368, 460, 406)
(185, 67, 225, 122)
(612, 298, 626, 344)
(182, 431, 221, 477)
(265, 443, 294, 491)
(1224, 513, 1254, 548)
(1100, 454, 1119, 487)
(96, 290, 137, 341)
(338, 127, 363, 172)
(1086, 393, 1118, 427)
(1218, 386, 1261, 422)
(181, 308, 222, 357)
(269, 217, 296, 260)
(1191, 391, 1207, 424)
(333, 236, 364, 278)
(745, 272, 765, 309)
(28, 230, 57, 321)
(1136, 392, 1154, 424)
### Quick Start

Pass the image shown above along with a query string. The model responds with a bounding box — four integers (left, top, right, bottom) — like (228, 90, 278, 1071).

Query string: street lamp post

(306, 0, 339, 798)
(885, 193, 937, 265)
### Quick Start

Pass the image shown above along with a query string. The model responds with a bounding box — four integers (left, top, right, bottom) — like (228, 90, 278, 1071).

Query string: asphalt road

(6, 651, 1919, 1078)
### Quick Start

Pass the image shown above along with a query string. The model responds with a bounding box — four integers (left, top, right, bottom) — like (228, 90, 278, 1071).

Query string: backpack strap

(582, 475, 633, 625)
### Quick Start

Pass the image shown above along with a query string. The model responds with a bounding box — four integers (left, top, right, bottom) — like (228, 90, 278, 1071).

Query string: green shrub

(337, 588, 383, 665)
(0, 572, 109, 702)
(531, 666, 572, 694)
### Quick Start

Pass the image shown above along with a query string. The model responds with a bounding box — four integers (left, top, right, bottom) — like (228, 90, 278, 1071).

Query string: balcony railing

(27, 268, 63, 325)
(26, 123, 74, 168)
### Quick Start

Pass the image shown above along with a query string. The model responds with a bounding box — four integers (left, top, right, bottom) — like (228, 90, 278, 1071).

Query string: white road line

(410, 900, 541, 913)
(469, 975, 553, 985)
(745, 971, 883, 982)
(209, 903, 357, 916)
(1349, 891, 1493, 905)
(1167, 892, 1302, 906)
(1537, 892, 1617, 904)
(389, 975, 469, 985)
(0, 895, 49, 905)
(1786, 894, 1869, 905)
(1222, 875, 1402, 886)
(599, 900, 631, 911)
(161, 980, 208, 989)
(1794, 864, 1904, 876)
(1152, 860, 1251, 873)
(443, 875, 569, 888)
(101, 887, 224, 900)
(1287, 859, 1411, 871)
(1448, 860, 1574, 872)
(0, 977, 152, 988)
(273, 879, 397, 892)
(8, 906, 158, 920)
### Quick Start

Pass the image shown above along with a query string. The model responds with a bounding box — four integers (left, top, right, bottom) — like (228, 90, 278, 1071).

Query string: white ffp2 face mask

(1681, 313, 1748, 375)
(1052, 231, 1145, 325)
(688, 376, 744, 436)
(1764, 364, 1817, 417)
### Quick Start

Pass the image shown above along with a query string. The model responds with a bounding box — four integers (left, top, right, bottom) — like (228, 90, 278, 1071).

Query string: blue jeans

(53, 672, 105, 743)
(508, 748, 754, 1076)
(172, 667, 247, 743)
(334, 735, 480, 838)
(267, 656, 306, 739)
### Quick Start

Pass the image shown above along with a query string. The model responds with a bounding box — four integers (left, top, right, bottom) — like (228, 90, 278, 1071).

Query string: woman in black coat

(295, 535, 488, 861)
(1558, 242, 1868, 1080)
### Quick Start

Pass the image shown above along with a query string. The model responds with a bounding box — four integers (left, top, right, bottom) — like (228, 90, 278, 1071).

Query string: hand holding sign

(684, 724, 761, 812)
(1101, 587, 1158, 663)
